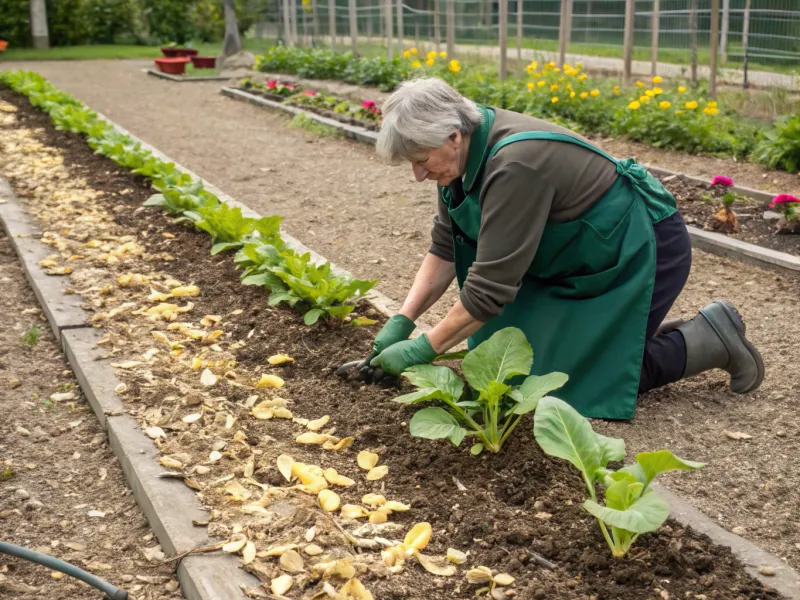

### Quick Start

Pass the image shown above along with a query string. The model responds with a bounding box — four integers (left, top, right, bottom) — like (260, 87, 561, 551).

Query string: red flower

(302, 90, 317, 96)
(285, 83, 294, 90)
(771, 193, 799, 206)
(711, 176, 733, 187)
(266, 80, 277, 89)
(362, 100, 376, 109)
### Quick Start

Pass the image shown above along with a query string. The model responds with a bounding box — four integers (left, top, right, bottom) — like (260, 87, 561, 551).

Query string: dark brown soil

(1, 86, 785, 600)
(661, 174, 800, 257)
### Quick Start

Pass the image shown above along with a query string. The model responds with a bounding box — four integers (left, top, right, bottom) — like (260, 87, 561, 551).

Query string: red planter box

(191, 56, 216, 69)
(155, 57, 190, 75)
(160, 47, 199, 58)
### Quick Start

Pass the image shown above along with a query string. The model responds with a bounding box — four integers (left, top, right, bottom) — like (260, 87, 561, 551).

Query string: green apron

(442, 106, 677, 419)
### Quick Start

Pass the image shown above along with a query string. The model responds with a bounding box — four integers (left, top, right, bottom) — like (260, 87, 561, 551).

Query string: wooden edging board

(147, 69, 232, 83)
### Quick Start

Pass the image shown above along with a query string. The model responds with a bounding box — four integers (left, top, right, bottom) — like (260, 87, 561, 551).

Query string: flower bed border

(146, 68, 233, 83)
(3, 99, 800, 600)
(221, 85, 800, 277)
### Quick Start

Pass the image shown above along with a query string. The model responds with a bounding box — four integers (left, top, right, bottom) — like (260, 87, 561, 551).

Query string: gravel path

(5, 59, 800, 570)
(0, 233, 182, 599)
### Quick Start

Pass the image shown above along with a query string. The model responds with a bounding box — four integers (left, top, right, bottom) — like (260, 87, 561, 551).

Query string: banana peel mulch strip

(0, 98, 491, 599)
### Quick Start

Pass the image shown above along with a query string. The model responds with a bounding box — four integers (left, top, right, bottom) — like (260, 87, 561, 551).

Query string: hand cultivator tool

(335, 352, 391, 384)
(0, 542, 128, 599)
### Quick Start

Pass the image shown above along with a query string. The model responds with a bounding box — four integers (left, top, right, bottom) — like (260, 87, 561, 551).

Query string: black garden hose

(0, 541, 128, 600)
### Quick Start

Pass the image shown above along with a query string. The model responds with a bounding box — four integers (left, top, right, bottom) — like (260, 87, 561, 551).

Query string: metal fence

(257, 0, 800, 89)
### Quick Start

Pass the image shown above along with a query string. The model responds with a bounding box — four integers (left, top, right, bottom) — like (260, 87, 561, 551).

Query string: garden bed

(661, 175, 800, 258)
(0, 84, 788, 600)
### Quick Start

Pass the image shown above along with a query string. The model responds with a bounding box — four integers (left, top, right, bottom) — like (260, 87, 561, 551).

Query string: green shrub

(753, 114, 800, 173)
(140, 0, 196, 44)
(0, 0, 30, 47)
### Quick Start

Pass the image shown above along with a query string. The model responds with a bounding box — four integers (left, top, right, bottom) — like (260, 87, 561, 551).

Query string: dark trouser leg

(638, 212, 693, 394)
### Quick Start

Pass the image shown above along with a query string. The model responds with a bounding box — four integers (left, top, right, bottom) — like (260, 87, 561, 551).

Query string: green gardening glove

(371, 314, 417, 357)
(369, 334, 438, 376)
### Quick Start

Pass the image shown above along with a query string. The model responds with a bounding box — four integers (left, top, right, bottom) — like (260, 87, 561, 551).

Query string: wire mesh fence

(253, 0, 799, 88)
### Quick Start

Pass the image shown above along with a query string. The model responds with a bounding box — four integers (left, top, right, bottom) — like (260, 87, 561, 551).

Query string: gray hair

(377, 78, 483, 162)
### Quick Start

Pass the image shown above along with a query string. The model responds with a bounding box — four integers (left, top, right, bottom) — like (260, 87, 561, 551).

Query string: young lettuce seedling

(533, 396, 704, 557)
(394, 328, 567, 454)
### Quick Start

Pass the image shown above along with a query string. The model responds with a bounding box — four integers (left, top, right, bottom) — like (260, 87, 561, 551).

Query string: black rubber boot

(677, 300, 765, 393)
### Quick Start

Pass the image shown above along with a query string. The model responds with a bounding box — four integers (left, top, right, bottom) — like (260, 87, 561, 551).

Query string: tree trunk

(29, 0, 49, 50)
(222, 0, 242, 56)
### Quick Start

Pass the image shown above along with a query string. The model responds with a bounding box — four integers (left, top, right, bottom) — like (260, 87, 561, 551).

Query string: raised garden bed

(661, 175, 800, 258)
(1, 78, 793, 600)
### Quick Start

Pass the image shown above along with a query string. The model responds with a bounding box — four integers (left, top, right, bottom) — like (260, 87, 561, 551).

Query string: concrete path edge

(219, 86, 800, 278)
(146, 69, 233, 83)
(2, 94, 799, 597)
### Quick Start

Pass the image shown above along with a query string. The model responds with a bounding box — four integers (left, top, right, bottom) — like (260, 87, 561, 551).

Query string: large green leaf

(462, 328, 532, 393)
(635, 450, 705, 487)
(512, 372, 569, 415)
(533, 396, 600, 486)
(401, 365, 464, 401)
(583, 488, 669, 534)
(596, 433, 626, 466)
(409, 407, 467, 447)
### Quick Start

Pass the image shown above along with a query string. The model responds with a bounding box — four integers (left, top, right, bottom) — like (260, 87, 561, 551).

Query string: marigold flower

(628, 100, 641, 110)
(551, 96, 559, 103)
(440, 51, 447, 58)
(577, 73, 587, 81)
(645, 89, 655, 97)
(580, 91, 589, 99)
(530, 60, 538, 70)
(659, 101, 671, 109)
(636, 80, 644, 87)
(685, 100, 699, 109)
(652, 75, 663, 83)
(403, 50, 410, 58)
(590, 89, 600, 97)
(427, 51, 437, 59)
(711, 176, 734, 187)
(703, 107, 718, 115)
(411, 60, 421, 69)
(566, 83, 572, 90)
(448, 59, 461, 73)
(548, 61, 556, 68)
(537, 80, 546, 87)
(707, 101, 717, 108)
(613, 85, 621, 94)
(526, 65, 534, 74)
(550, 84, 559, 91)
(527, 82, 534, 91)
(570, 91, 576, 98)
(563, 63, 572, 71)
(653, 87, 663, 95)
(425, 58, 435, 66)
(678, 86, 687, 93)
(640, 95, 651, 103)
(410, 47, 417, 54)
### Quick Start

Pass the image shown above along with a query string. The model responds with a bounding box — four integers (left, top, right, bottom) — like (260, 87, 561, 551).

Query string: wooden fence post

(651, 0, 659, 75)
(312, 0, 320, 42)
(741, 0, 751, 88)
(558, 0, 567, 67)
(498, 0, 508, 80)
(689, 0, 697, 85)
(396, 0, 404, 54)
(446, 0, 455, 57)
(433, 0, 441, 52)
(292, 0, 299, 46)
(516, 0, 523, 68)
(720, 0, 729, 63)
(283, 0, 293, 45)
(350, 0, 358, 54)
(386, 0, 394, 58)
(709, 0, 719, 97)
(329, 0, 336, 47)
(622, 0, 634, 84)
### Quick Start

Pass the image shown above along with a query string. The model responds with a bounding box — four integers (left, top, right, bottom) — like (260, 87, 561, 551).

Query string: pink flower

(302, 90, 316, 96)
(266, 80, 277, 89)
(771, 193, 799, 206)
(362, 100, 376, 109)
(285, 83, 294, 90)
(711, 176, 733, 187)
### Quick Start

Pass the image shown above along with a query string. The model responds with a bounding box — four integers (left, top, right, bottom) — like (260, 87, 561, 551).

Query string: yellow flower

(645, 89, 655, 97)
(659, 101, 671, 109)
(628, 100, 641, 110)
(530, 61, 538, 70)
(440, 51, 447, 58)
(576, 62, 583, 69)
(577, 73, 587, 81)
(636, 80, 644, 87)
(677, 86, 687, 93)
(427, 51, 437, 60)
(685, 100, 698, 109)
(551, 96, 559, 103)
(547, 61, 556, 68)
(703, 107, 719, 115)
(537, 80, 546, 87)
(552, 67, 561, 72)
(526, 64, 534, 74)
(653, 87, 663, 95)
(590, 89, 600, 97)
(532, 72, 541, 78)
(570, 91, 576, 98)
(566, 83, 572, 90)
(563, 63, 572, 72)
(550, 84, 559, 91)
(411, 60, 421, 69)
(425, 58, 435, 67)
(579, 91, 589, 99)
(652, 75, 663, 84)
(410, 47, 417, 55)
(640, 95, 651, 103)
(558, 76, 565, 82)
(707, 101, 717, 108)
(403, 50, 410, 59)
(448, 59, 461, 73)
(613, 85, 620, 94)
(527, 82, 535, 91)
(675, 110, 685, 115)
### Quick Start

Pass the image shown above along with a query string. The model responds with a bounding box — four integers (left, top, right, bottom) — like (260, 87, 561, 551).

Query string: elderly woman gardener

(367, 78, 764, 419)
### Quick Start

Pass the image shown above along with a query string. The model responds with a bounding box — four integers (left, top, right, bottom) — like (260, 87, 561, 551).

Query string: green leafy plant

(753, 114, 800, 173)
(193, 203, 283, 254)
(20, 325, 41, 347)
(394, 328, 567, 454)
(533, 396, 704, 557)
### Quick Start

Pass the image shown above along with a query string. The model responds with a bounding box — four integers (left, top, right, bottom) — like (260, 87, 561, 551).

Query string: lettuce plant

(193, 203, 283, 255)
(533, 396, 704, 557)
(394, 328, 567, 454)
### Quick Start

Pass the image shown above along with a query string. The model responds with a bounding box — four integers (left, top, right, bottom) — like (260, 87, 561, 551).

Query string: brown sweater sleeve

(459, 160, 555, 322)
(428, 189, 455, 262)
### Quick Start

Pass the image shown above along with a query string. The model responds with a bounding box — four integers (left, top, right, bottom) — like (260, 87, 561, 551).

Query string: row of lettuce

(0, 69, 376, 326)
(254, 46, 800, 174)
(2, 69, 708, 562)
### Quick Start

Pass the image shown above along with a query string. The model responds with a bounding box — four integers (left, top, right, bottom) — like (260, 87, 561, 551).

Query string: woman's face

(409, 130, 466, 186)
